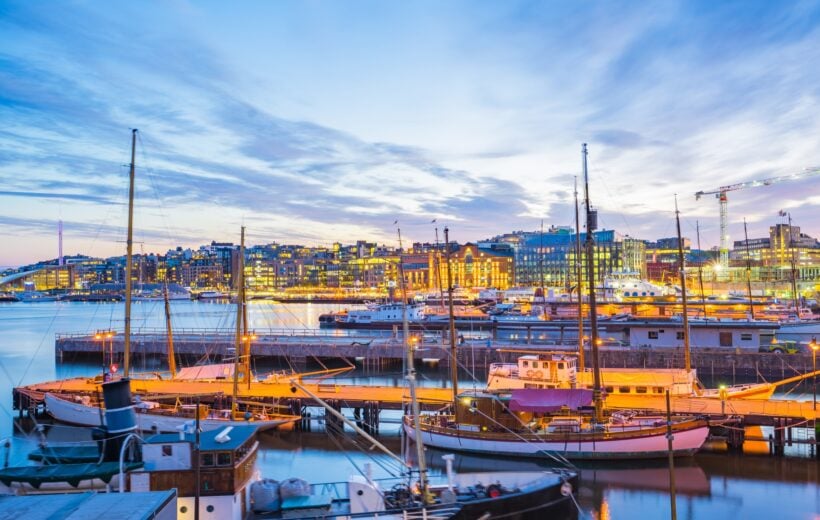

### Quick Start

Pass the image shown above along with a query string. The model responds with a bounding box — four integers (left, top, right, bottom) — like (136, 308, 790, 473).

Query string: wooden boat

(406, 144, 710, 461)
(43, 391, 297, 432)
(403, 389, 709, 460)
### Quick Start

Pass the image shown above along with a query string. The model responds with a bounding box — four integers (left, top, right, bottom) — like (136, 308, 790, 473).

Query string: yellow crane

(695, 167, 820, 271)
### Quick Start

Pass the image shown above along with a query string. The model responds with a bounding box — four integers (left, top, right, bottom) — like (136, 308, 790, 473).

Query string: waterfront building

(481, 228, 644, 289)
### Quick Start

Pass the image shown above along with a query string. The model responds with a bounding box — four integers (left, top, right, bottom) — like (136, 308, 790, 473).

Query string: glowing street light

(810, 338, 817, 412)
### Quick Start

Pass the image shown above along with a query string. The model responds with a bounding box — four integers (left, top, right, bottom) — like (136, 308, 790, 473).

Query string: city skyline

(2, 1, 820, 267)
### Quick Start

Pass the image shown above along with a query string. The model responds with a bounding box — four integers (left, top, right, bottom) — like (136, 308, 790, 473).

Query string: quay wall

(55, 333, 816, 379)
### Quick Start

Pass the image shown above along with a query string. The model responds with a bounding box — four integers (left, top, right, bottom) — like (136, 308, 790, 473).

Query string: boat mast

(743, 219, 755, 319)
(582, 143, 603, 423)
(232, 227, 246, 413)
(444, 227, 458, 415)
(574, 176, 585, 371)
(539, 219, 548, 320)
(163, 283, 176, 377)
(397, 225, 430, 500)
(124, 128, 137, 378)
(674, 196, 691, 373)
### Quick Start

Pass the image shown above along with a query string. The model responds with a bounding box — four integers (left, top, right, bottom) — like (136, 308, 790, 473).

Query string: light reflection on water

(0, 301, 817, 519)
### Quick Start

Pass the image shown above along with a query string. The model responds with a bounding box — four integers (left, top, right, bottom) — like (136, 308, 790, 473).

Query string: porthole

(180, 506, 188, 514)
(206, 505, 214, 513)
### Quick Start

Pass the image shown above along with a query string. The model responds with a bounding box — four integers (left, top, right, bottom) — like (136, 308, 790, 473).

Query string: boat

(600, 273, 675, 302)
(0, 379, 144, 494)
(405, 144, 710, 461)
(197, 290, 229, 300)
(487, 353, 777, 400)
(318, 301, 426, 328)
(42, 391, 296, 432)
(252, 228, 578, 518)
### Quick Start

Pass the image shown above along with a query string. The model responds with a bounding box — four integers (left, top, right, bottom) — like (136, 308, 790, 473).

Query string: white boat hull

(45, 393, 296, 433)
(404, 420, 709, 460)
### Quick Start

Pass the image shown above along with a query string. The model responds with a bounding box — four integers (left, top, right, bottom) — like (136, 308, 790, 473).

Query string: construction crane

(695, 167, 820, 271)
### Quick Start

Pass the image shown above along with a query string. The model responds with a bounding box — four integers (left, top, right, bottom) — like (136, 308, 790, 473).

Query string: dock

(55, 329, 818, 378)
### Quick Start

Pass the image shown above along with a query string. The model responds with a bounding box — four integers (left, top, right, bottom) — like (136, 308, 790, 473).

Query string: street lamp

(94, 330, 115, 380)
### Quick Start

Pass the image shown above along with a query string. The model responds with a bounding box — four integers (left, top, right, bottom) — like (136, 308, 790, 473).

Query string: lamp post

(94, 330, 115, 380)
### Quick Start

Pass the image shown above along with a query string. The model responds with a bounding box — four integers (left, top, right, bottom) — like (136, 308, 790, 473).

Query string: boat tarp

(508, 389, 594, 413)
(0, 461, 143, 488)
(28, 445, 101, 464)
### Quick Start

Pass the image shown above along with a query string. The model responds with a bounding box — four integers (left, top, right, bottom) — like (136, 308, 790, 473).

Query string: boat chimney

(100, 378, 137, 461)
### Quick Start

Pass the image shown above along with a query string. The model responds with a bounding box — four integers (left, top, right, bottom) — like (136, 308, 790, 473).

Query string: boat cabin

(129, 425, 259, 520)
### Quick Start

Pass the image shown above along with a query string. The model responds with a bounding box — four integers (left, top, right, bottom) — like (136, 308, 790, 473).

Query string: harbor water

(0, 300, 817, 519)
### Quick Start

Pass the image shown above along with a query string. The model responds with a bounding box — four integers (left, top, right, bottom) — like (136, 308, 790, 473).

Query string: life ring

(486, 484, 502, 498)
(534, 371, 544, 379)
(526, 370, 535, 378)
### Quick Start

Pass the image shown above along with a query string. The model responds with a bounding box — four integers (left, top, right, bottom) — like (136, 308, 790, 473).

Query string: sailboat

(404, 144, 711, 460)
(247, 226, 579, 519)
(40, 131, 300, 432)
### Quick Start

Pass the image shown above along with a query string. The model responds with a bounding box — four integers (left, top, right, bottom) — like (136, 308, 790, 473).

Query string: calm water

(0, 301, 817, 519)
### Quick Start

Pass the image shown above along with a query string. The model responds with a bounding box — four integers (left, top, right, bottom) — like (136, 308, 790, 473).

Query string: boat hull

(44, 393, 297, 433)
(404, 418, 709, 460)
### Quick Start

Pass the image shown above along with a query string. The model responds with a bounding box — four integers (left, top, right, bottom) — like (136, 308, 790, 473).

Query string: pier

(55, 328, 818, 378)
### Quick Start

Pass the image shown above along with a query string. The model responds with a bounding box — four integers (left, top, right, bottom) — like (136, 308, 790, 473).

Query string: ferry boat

(319, 301, 426, 328)
(487, 353, 776, 400)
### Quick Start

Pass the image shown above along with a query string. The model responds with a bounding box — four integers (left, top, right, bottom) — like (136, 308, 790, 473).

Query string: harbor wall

(55, 333, 816, 379)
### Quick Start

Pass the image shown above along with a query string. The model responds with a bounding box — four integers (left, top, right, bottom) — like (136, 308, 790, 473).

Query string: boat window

(522, 360, 529, 367)
(636, 387, 648, 394)
(604, 386, 614, 394)
(618, 386, 631, 393)
(201, 453, 215, 467)
(719, 332, 732, 347)
(217, 452, 232, 466)
(557, 362, 564, 369)
(740, 333, 752, 341)
(676, 332, 684, 340)
(648, 331, 659, 339)
(654, 387, 664, 394)
(161, 445, 173, 457)
(532, 362, 539, 368)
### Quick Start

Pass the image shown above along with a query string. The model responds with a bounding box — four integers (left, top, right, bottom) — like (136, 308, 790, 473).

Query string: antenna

(58, 220, 64, 266)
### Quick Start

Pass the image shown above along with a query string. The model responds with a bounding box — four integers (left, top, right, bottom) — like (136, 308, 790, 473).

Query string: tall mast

(743, 219, 755, 319)
(163, 283, 176, 376)
(444, 227, 458, 414)
(695, 221, 707, 316)
(397, 225, 430, 501)
(582, 143, 603, 423)
(574, 176, 585, 371)
(124, 128, 137, 378)
(539, 220, 548, 320)
(232, 227, 246, 412)
(674, 196, 691, 373)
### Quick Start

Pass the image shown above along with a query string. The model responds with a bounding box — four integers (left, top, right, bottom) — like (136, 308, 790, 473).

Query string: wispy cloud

(1, 0, 819, 265)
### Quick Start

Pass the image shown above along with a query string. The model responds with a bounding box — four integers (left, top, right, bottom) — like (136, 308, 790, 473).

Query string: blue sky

(1, 0, 819, 266)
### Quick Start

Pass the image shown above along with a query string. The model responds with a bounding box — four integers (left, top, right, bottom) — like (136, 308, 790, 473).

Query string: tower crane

(695, 167, 820, 271)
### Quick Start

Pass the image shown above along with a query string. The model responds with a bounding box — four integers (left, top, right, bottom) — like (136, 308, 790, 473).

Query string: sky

(1, 0, 819, 267)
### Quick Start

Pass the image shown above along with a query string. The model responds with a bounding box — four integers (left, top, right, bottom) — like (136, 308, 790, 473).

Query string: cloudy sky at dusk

(1, 0, 819, 267)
